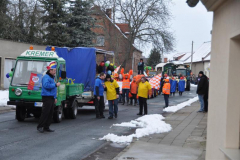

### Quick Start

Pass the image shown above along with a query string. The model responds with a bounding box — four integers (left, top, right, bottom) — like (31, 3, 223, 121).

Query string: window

(96, 36, 105, 46)
(58, 63, 66, 78)
(11, 60, 49, 86)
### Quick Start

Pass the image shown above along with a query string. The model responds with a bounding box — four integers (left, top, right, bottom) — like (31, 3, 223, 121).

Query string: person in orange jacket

(122, 74, 130, 105)
(162, 79, 171, 108)
(130, 77, 138, 106)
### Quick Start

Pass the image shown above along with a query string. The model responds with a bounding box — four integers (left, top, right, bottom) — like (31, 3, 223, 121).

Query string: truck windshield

(11, 60, 49, 86)
(176, 69, 187, 76)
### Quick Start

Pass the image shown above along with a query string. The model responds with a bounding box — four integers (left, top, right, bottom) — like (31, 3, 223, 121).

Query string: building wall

(205, 0, 240, 159)
(0, 39, 45, 89)
(91, 7, 142, 75)
(185, 61, 210, 78)
(203, 61, 210, 78)
(191, 62, 204, 77)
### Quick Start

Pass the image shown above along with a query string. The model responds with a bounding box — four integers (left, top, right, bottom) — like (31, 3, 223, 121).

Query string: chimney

(164, 58, 168, 63)
(106, 9, 112, 19)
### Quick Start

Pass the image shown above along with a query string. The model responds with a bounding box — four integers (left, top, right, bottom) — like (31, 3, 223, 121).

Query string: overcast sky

(142, 0, 213, 58)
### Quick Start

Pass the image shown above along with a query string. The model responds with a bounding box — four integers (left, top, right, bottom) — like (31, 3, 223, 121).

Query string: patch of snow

(163, 96, 199, 113)
(191, 84, 197, 87)
(0, 90, 11, 107)
(99, 114, 172, 144)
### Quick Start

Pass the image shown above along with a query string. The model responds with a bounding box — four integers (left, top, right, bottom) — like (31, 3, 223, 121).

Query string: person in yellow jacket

(162, 79, 171, 108)
(105, 74, 120, 119)
(137, 76, 152, 115)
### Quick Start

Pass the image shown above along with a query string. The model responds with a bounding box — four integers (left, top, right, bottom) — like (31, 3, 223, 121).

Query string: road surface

(0, 87, 197, 160)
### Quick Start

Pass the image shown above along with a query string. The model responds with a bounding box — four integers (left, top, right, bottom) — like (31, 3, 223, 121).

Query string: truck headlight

(15, 88, 22, 96)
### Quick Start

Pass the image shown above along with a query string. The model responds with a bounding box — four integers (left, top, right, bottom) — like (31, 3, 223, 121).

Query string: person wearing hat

(104, 74, 120, 119)
(138, 59, 144, 75)
(37, 61, 61, 133)
(162, 79, 171, 108)
(137, 76, 152, 115)
(197, 71, 209, 112)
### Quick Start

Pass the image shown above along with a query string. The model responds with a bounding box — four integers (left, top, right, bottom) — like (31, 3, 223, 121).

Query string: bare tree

(94, 0, 174, 68)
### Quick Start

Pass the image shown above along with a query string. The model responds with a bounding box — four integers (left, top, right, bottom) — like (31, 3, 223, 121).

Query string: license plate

(34, 102, 43, 107)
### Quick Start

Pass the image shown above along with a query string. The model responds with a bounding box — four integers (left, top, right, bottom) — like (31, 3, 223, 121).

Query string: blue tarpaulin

(46, 47, 96, 91)
(170, 80, 177, 93)
(178, 80, 185, 92)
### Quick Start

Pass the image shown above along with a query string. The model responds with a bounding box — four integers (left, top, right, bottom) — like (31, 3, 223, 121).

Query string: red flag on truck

(28, 73, 43, 90)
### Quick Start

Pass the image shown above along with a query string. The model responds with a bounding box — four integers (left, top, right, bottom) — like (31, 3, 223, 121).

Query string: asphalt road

(0, 87, 197, 160)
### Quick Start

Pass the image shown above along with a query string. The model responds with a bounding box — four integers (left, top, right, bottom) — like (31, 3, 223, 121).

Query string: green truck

(163, 62, 191, 91)
(7, 48, 84, 122)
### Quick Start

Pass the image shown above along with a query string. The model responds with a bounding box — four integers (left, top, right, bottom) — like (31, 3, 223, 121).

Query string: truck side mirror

(61, 71, 66, 79)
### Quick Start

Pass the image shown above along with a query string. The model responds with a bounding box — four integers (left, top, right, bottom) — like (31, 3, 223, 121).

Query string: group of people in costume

(94, 59, 190, 118)
(160, 73, 187, 108)
(94, 60, 154, 118)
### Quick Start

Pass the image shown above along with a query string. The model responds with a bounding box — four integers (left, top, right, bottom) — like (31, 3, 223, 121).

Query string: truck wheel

(53, 105, 63, 123)
(63, 108, 69, 119)
(34, 113, 41, 118)
(16, 105, 26, 122)
(69, 99, 78, 119)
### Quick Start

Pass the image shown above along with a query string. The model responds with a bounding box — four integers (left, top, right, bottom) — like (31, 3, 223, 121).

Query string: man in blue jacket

(37, 61, 60, 133)
(94, 72, 106, 119)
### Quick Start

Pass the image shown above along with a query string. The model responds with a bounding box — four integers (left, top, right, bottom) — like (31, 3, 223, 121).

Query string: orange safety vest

(130, 82, 138, 94)
(162, 82, 170, 95)
(122, 79, 130, 89)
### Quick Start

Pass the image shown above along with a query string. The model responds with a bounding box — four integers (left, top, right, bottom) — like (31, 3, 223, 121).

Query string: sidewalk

(0, 106, 15, 113)
(114, 102, 207, 160)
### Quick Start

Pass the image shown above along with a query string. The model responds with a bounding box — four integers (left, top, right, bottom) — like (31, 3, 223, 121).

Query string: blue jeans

(108, 99, 118, 117)
(198, 94, 204, 111)
(122, 89, 130, 102)
(118, 94, 122, 103)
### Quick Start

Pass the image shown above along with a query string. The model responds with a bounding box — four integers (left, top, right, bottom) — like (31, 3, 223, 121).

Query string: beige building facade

(192, 0, 240, 159)
(0, 39, 45, 89)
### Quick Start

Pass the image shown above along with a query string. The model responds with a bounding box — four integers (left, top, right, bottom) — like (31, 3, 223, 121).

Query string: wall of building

(91, 7, 142, 75)
(0, 39, 45, 89)
(203, 61, 210, 78)
(205, 0, 240, 159)
(191, 62, 204, 77)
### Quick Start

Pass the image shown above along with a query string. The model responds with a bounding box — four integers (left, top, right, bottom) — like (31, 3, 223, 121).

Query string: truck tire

(34, 113, 41, 118)
(16, 105, 26, 122)
(53, 105, 63, 123)
(69, 99, 78, 119)
(63, 108, 69, 119)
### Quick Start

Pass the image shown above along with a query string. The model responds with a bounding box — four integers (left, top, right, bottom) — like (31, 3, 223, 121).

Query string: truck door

(56, 63, 67, 106)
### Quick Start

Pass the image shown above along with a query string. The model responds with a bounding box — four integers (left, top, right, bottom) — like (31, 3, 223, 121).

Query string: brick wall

(91, 7, 142, 74)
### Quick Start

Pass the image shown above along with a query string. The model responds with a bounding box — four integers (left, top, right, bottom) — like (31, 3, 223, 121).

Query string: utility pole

(191, 41, 194, 70)
(161, 48, 164, 63)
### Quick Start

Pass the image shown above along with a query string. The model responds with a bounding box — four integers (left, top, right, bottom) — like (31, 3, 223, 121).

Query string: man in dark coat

(37, 61, 60, 133)
(197, 71, 209, 112)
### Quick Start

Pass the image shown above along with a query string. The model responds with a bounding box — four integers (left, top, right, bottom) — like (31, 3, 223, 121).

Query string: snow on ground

(163, 96, 199, 113)
(191, 84, 198, 87)
(99, 114, 172, 144)
(0, 90, 11, 107)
